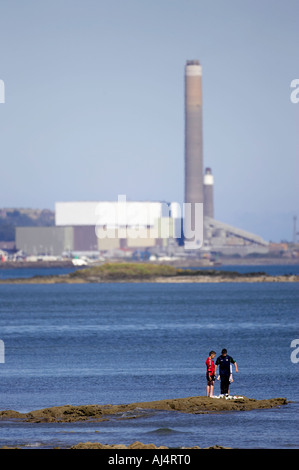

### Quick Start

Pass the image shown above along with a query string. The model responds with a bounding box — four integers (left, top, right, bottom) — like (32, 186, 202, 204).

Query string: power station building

(16, 201, 182, 256)
(16, 60, 269, 258)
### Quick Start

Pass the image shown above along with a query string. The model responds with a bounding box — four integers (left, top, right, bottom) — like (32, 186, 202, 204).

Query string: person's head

(221, 348, 227, 356)
(209, 350, 216, 359)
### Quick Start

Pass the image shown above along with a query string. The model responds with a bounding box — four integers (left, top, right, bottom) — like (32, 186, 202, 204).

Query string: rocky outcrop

(0, 396, 288, 423)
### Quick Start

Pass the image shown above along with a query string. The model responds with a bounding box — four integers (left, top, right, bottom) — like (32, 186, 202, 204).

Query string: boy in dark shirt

(215, 348, 239, 396)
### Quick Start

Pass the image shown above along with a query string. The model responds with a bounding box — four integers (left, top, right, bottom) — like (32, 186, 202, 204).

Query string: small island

(0, 262, 298, 284)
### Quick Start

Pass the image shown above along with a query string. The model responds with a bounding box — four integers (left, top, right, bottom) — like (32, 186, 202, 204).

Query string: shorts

(206, 373, 215, 384)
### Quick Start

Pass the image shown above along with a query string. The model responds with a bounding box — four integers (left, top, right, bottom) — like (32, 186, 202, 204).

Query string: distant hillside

(0, 208, 54, 241)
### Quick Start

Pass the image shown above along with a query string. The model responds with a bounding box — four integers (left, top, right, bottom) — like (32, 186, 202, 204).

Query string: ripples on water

(0, 265, 298, 449)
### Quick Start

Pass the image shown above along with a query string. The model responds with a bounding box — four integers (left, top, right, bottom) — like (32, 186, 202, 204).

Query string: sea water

(0, 266, 298, 449)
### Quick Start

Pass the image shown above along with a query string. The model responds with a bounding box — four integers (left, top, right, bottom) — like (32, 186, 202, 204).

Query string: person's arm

(207, 359, 212, 381)
(215, 358, 219, 376)
(230, 356, 238, 373)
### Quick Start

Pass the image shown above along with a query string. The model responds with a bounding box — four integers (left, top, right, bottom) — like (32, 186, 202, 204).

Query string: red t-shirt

(206, 357, 215, 375)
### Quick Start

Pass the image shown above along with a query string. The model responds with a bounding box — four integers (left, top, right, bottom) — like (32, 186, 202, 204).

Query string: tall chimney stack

(184, 60, 204, 248)
(203, 167, 214, 219)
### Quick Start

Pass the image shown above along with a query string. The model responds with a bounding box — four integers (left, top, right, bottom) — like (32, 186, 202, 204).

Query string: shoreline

(0, 261, 298, 284)
(0, 257, 299, 270)
(0, 273, 298, 284)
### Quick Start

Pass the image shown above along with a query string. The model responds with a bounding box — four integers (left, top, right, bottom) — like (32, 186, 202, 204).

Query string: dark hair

(209, 350, 216, 356)
(221, 348, 227, 354)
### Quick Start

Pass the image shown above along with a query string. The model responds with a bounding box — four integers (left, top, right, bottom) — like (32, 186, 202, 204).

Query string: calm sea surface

(0, 265, 298, 449)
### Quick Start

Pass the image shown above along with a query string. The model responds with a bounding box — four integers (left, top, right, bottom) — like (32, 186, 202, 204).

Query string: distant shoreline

(0, 262, 298, 284)
(0, 257, 299, 270)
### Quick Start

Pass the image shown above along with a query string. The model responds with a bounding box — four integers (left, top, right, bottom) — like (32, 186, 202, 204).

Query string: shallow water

(0, 267, 298, 448)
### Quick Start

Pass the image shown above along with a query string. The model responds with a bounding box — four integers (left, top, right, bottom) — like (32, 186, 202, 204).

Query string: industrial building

(16, 201, 182, 256)
(204, 217, 269, 256)
(16, 226, 74, 257)
(15, 60, 269, 259)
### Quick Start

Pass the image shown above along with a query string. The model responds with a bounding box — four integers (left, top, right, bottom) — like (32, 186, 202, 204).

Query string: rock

(0, 396, 288, 424)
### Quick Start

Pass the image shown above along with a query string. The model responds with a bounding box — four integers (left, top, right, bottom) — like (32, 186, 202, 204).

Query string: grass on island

(69, 262, 263, 281)
(0, 261, 276, 284)
(69, 262, 178, 280)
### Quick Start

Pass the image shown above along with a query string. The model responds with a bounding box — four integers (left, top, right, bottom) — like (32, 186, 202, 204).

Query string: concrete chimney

(184, 60, 204, 248)
(204, 167, 214, 219)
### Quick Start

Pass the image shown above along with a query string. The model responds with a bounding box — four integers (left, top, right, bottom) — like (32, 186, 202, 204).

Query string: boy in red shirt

(206, 351, 216, 397)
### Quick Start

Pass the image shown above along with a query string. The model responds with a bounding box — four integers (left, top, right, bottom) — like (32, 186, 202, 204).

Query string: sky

(0, 0, 298, 242)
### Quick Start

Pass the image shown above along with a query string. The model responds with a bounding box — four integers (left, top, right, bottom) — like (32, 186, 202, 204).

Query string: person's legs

(206, 375, 215, 397)
(206, 374, 210, 396)
(220, 375, 230, 395)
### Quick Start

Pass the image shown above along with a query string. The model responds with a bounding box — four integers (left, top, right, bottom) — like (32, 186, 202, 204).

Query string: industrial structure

(184, 60, 204, 249)
(183, 59, 268, 256)
(15, 60, 269, 259)
(16, 201, 182, 257)
(203, 168, 214, 219)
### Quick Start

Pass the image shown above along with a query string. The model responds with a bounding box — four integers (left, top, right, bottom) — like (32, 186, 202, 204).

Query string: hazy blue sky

(0, 0, 298, 242)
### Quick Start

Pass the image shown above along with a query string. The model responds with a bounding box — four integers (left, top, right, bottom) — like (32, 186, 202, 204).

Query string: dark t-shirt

(215, 354, 235, 376)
